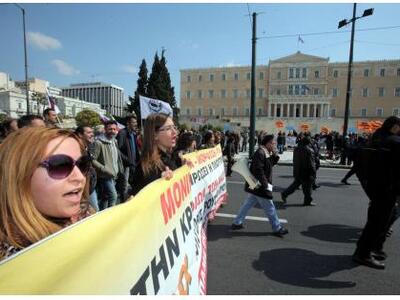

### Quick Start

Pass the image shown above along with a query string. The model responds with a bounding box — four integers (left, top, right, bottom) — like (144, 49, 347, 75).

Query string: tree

(147, 50, 179, 124)
(75, 109, 101, 127)
(31, 92, 47, 115)
(127, 59, 148, 123)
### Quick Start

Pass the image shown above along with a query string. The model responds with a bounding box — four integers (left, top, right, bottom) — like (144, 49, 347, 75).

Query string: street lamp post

(338, 4, 373, 165)
(14, 3, 30, 114)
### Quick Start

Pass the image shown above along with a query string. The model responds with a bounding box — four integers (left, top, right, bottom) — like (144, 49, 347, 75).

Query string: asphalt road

(207, 165, 400, 295)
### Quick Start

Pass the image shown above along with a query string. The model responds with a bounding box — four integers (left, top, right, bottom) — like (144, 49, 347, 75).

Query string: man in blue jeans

(231, 134, 288, 237)
(92, 121, 124, 210)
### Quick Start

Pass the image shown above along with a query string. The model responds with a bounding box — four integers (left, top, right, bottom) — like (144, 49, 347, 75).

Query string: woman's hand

(182, 158, 195, 169)
(161, 167, 174, 180)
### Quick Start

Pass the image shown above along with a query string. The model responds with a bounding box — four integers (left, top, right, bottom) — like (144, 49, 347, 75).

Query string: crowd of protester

(1, 110, 399, 272)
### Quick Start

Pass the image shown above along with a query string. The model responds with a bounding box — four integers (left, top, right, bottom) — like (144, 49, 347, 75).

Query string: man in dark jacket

(352, 116, 400, 270)
(224, 133, 236, 177)
(231, 134, 288, 237)
(281, 135, 316, 206)
(116, 115, 140, 201)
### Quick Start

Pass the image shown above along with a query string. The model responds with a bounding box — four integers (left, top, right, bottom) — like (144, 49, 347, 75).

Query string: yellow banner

(0, 145, 227, 295)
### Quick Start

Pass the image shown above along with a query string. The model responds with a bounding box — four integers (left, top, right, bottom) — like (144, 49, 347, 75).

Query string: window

(295, 68, 300, 78)
(378, 87, 385, 97)
(208, 90, 214, 98)
(198, 108, 202, 116)
(277, 72, 281, 79)
(395, 88, 400, 97)
(233, 89, 239, 98)
(302, 68, 307, 78)
(289, 85, 293, 95)
(259, 72, 264, 80)
(315, 70, 320, 78)
(245, 108, 250, 116)
(362, 88, 369, 97)
(209, 108, 214, 116)
(246, 89, 250, 98)
(294, 85, 300, 95)
(397, 68, 400, 77)
(301, 85, 307, 95)
(233, 107, 238, 116)
(258, 108, 263, 115)
(186, 108, 191, 115)
(364, 69, 369, 77)
(376, 108, 383, 117)
(380, 68, 385, 77)
(186, 91, 191, 99)
(246, 72, 251, 80)
(234, 73, 239, 80)
(221, 73, 226, 81)
(197, 90, 202, 99)
(221, 89, 226, 98)
(361, 108, 367, 117)
(333, 70, 338, 78)
(330, 109, 336, 117)
(221, 108, 225, 116)
(277, 89, 281, 95)
(258, 88, 264, 98)
(289, 68, 294, 79)
(198, 75, 202, 82)
(393, 108, 399, 116)
(187, 75, 191, 82)
(313, 88, 319, 95)
(209, 74, 214, 82)
(332, 88, 338, 97)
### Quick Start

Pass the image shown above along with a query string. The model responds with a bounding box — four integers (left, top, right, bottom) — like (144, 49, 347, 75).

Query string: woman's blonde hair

(141, 113, 170, 175)
(0, 127, 90, 254)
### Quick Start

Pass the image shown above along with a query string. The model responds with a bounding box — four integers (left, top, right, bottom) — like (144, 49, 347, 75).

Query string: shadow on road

(317, 181, 355, 188)
(301, 224, 362, 244)
(252, 248, 357, 289)
(207, 224, 276, 241)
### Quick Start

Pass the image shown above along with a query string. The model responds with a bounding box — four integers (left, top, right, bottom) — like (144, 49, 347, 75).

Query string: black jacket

(244, 147, 279, 198)
(116, 128, 140, 168)
(293, 143, 316, 180)
(129, 149, 182, 196)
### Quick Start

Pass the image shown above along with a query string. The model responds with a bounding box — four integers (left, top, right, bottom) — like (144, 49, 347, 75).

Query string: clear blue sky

(1, 2, 400, 105)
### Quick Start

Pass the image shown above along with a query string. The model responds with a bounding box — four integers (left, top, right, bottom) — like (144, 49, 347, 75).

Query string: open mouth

(63, 188, 83, 198)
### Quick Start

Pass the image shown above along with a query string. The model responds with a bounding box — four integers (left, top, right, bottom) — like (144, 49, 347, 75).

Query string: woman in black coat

(129, 113, 182, 196)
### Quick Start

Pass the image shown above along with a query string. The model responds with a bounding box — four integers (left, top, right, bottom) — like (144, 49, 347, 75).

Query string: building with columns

(61, 82, 125, 117)
(180, 52, 400, 133)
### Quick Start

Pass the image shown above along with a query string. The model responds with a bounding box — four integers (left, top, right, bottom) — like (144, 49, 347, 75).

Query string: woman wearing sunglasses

(129, 113, 181, 196)
(0, 127, 93, 261)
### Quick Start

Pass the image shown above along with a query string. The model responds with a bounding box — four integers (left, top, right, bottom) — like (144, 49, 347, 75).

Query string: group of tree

(127, 49, 179, 126)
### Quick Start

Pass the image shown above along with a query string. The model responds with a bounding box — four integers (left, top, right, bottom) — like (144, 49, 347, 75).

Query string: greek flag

(139, 95, 173, 119)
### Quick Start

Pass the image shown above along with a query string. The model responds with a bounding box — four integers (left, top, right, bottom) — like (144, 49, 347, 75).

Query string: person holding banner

(0, 127, 93, 261)
(231, 134, 289, 237)
(130, 113, 181, 196)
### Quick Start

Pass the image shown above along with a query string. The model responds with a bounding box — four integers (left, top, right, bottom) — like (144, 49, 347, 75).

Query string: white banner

(139, 95, 173, 119)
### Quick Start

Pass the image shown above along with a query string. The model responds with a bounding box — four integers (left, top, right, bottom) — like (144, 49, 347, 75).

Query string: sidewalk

(235, 149, 351, 169)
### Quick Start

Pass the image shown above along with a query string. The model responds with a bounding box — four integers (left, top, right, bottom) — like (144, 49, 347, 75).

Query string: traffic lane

(207, 167, 400, 294)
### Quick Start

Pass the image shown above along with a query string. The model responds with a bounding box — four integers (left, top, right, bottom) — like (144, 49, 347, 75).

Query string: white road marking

(215, 213, 288, 224)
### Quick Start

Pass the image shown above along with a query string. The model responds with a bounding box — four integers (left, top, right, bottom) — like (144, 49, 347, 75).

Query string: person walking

(92, 121, 124, 210)
(281, 135, 316, 206)
(231, 134, 288, 237)
(352, 116, 400, 269)
(116, 115, 141, 201)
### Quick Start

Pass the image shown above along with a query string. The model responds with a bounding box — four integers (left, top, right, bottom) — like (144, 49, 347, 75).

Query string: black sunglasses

(39, 154, 92, 180)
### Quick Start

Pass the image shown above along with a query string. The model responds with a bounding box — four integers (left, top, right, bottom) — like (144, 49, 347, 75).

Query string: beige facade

(180, 52, 400, 132)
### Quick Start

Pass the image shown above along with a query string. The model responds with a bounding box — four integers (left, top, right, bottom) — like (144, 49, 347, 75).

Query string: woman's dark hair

(261, 134, 274, 146)
(176, 132, 196, 151)
(203, 131, 214, 144)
